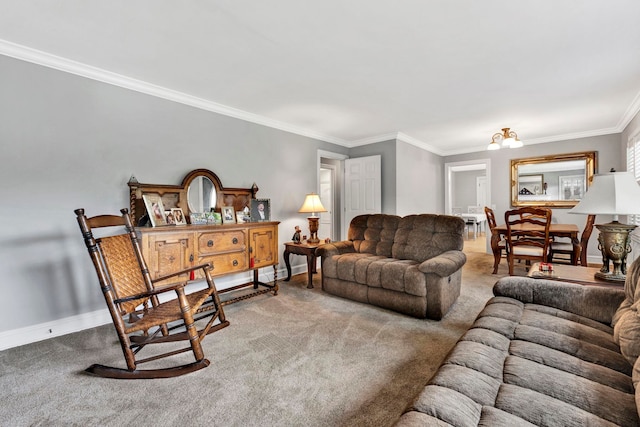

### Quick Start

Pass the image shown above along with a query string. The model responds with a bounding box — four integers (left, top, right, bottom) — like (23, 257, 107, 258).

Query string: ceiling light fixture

(487, 127, 523, 150)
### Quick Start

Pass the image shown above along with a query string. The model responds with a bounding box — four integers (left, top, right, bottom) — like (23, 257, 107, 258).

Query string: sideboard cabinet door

(144, 233, 193, 281)
(250, 226, 278, 269)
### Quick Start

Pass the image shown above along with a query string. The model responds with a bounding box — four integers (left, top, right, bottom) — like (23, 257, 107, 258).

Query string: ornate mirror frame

(510, 151, 597, 208)
(128, 169, 258, 225)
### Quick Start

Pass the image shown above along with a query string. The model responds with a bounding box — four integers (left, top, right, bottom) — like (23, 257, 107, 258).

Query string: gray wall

(452, 169, 486, 212)
(0, 55, 348, 334)
(396, 140, 444, 215)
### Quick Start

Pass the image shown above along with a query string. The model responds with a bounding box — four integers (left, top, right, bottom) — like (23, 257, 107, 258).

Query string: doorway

(319, 164, 336, 241)
(445, 159, 491, 215)
(317, 150, 348, 240)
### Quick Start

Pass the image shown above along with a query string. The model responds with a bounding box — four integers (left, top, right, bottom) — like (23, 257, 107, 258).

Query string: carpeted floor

(0, 239, 514, 426)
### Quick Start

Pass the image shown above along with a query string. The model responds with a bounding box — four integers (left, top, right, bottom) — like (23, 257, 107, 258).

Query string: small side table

(283, 242, 321, 288)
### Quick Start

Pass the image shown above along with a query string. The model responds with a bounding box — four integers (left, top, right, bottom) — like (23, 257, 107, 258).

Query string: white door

(476, 176, 487, 208)
(319, 166, 335, 240)
(344, 155, 382, 232)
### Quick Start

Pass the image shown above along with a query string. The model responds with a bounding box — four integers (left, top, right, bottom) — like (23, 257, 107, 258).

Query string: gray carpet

(0, 249, 509, 426)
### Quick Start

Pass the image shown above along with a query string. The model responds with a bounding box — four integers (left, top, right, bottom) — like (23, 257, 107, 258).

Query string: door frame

(444, 159, 491, 215)
(317, 150, 349, 239)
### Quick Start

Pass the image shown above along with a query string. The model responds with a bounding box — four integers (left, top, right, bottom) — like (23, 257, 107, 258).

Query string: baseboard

(0, 264, 308, 352)
(0, 309, 113, 352)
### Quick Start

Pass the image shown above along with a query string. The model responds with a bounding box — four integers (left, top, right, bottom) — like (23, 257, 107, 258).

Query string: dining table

(491, 223, 581, 266)
(460, 213, 487, 238)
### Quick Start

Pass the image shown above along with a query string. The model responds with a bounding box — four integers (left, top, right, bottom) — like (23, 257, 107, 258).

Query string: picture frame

(206, 211, 222, 225)
(251, 198, 271, 222)
(190, 212, 207, 225)
(221, 206, 236, 224)
(171, 208, 187, 225)
(142, 193, 168, 227)
(164, 210, 176, 225)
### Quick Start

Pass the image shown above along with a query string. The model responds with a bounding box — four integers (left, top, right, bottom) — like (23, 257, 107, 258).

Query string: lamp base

(306, 216, 320, 244)
(595, 222, 636, 283)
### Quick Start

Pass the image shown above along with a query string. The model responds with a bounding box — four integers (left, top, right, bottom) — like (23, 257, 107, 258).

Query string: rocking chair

(75, 208, 229, 379)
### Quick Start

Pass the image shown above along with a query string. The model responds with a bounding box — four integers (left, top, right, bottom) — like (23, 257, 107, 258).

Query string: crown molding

(618, 88, 640, 132)
(396, 132, 445, 156)
(347, 132, 399, 148)
(0, 39, 349, 146)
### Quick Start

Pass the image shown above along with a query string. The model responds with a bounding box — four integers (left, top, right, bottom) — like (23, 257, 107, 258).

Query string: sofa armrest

(493, 276, 625, 324)
(418, 250, 467, 277)
(316, 241, 356, 258)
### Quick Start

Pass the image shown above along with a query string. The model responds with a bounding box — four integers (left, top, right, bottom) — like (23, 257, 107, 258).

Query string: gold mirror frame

(510, 151, 597, 208)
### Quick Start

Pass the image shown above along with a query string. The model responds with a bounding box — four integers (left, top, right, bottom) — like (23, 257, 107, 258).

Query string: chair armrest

(493, 276, 625, 324)
(114, 282, 187, 304)
(418, 250, 467, 277)
(316, 241, 355, 258)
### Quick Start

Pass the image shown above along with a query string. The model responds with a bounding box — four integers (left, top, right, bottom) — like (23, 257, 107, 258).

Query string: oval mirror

(187, 176, 217, 213)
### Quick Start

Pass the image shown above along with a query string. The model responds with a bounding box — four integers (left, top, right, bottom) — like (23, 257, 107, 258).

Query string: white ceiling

(2, 1, 640, 155)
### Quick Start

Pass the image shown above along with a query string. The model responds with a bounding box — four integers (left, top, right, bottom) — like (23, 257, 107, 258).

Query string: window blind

(627, 132, 640, 225)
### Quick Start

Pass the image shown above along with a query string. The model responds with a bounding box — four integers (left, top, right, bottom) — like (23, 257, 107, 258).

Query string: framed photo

(142, 193, 167, 227)
(251, 199, 270, 222)
(171, 208, 186, 225)
(518, 174, 544, 196)
(190, 212, 206, 225)
(164, 210, 176, 225)
(221, 206, 236, 224)
(206, 211, 222, 225)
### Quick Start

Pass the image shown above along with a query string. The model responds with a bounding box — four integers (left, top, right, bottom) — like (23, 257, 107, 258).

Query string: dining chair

(549, 214, 596, 266)
(484, 206, 507, 274)
(504, 207, 552, 275)
(75, 208, 230, 379)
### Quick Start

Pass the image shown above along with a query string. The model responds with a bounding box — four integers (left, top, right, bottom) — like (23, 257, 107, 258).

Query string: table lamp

(569, 172, 640, 282)
(298, 193, 327, 244)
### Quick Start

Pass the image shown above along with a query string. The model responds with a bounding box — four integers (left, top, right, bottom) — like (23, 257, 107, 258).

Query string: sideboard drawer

(204, 252, 248, 276)
(197, 230, 246, 255)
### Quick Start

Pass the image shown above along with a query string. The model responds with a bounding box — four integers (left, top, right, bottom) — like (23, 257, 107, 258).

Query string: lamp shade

(569, 172, 640, 219)
(298, 193, 327, 216)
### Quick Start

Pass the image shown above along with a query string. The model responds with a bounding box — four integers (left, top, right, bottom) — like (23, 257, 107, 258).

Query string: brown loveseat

(316, 214, 466, 320)
(396, 264, 640, 426)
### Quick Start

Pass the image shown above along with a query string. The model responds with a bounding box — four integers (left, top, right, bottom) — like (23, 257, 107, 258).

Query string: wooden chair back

(484, 206, 507, 274)
(484, 206, 497, 231)
(549, 214, 596, 266)
(504, 207, 552, 275)
(76, 209, 156, 318)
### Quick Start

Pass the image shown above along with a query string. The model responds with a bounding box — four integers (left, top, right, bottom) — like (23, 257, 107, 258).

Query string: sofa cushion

(392, 214, 464, 262)
(332, 253, 427, 297)
(347, 214, 400, 257)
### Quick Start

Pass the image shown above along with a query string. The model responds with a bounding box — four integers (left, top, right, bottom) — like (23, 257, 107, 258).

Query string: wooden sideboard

(138, 222, 279, 304)
(129, 169, 279, 304)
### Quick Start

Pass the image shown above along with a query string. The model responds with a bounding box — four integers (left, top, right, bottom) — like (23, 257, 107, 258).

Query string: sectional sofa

(396, 264, 640, 426)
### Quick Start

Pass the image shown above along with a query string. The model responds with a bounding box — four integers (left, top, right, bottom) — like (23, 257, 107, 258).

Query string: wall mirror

(510, 151, 597, 208)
